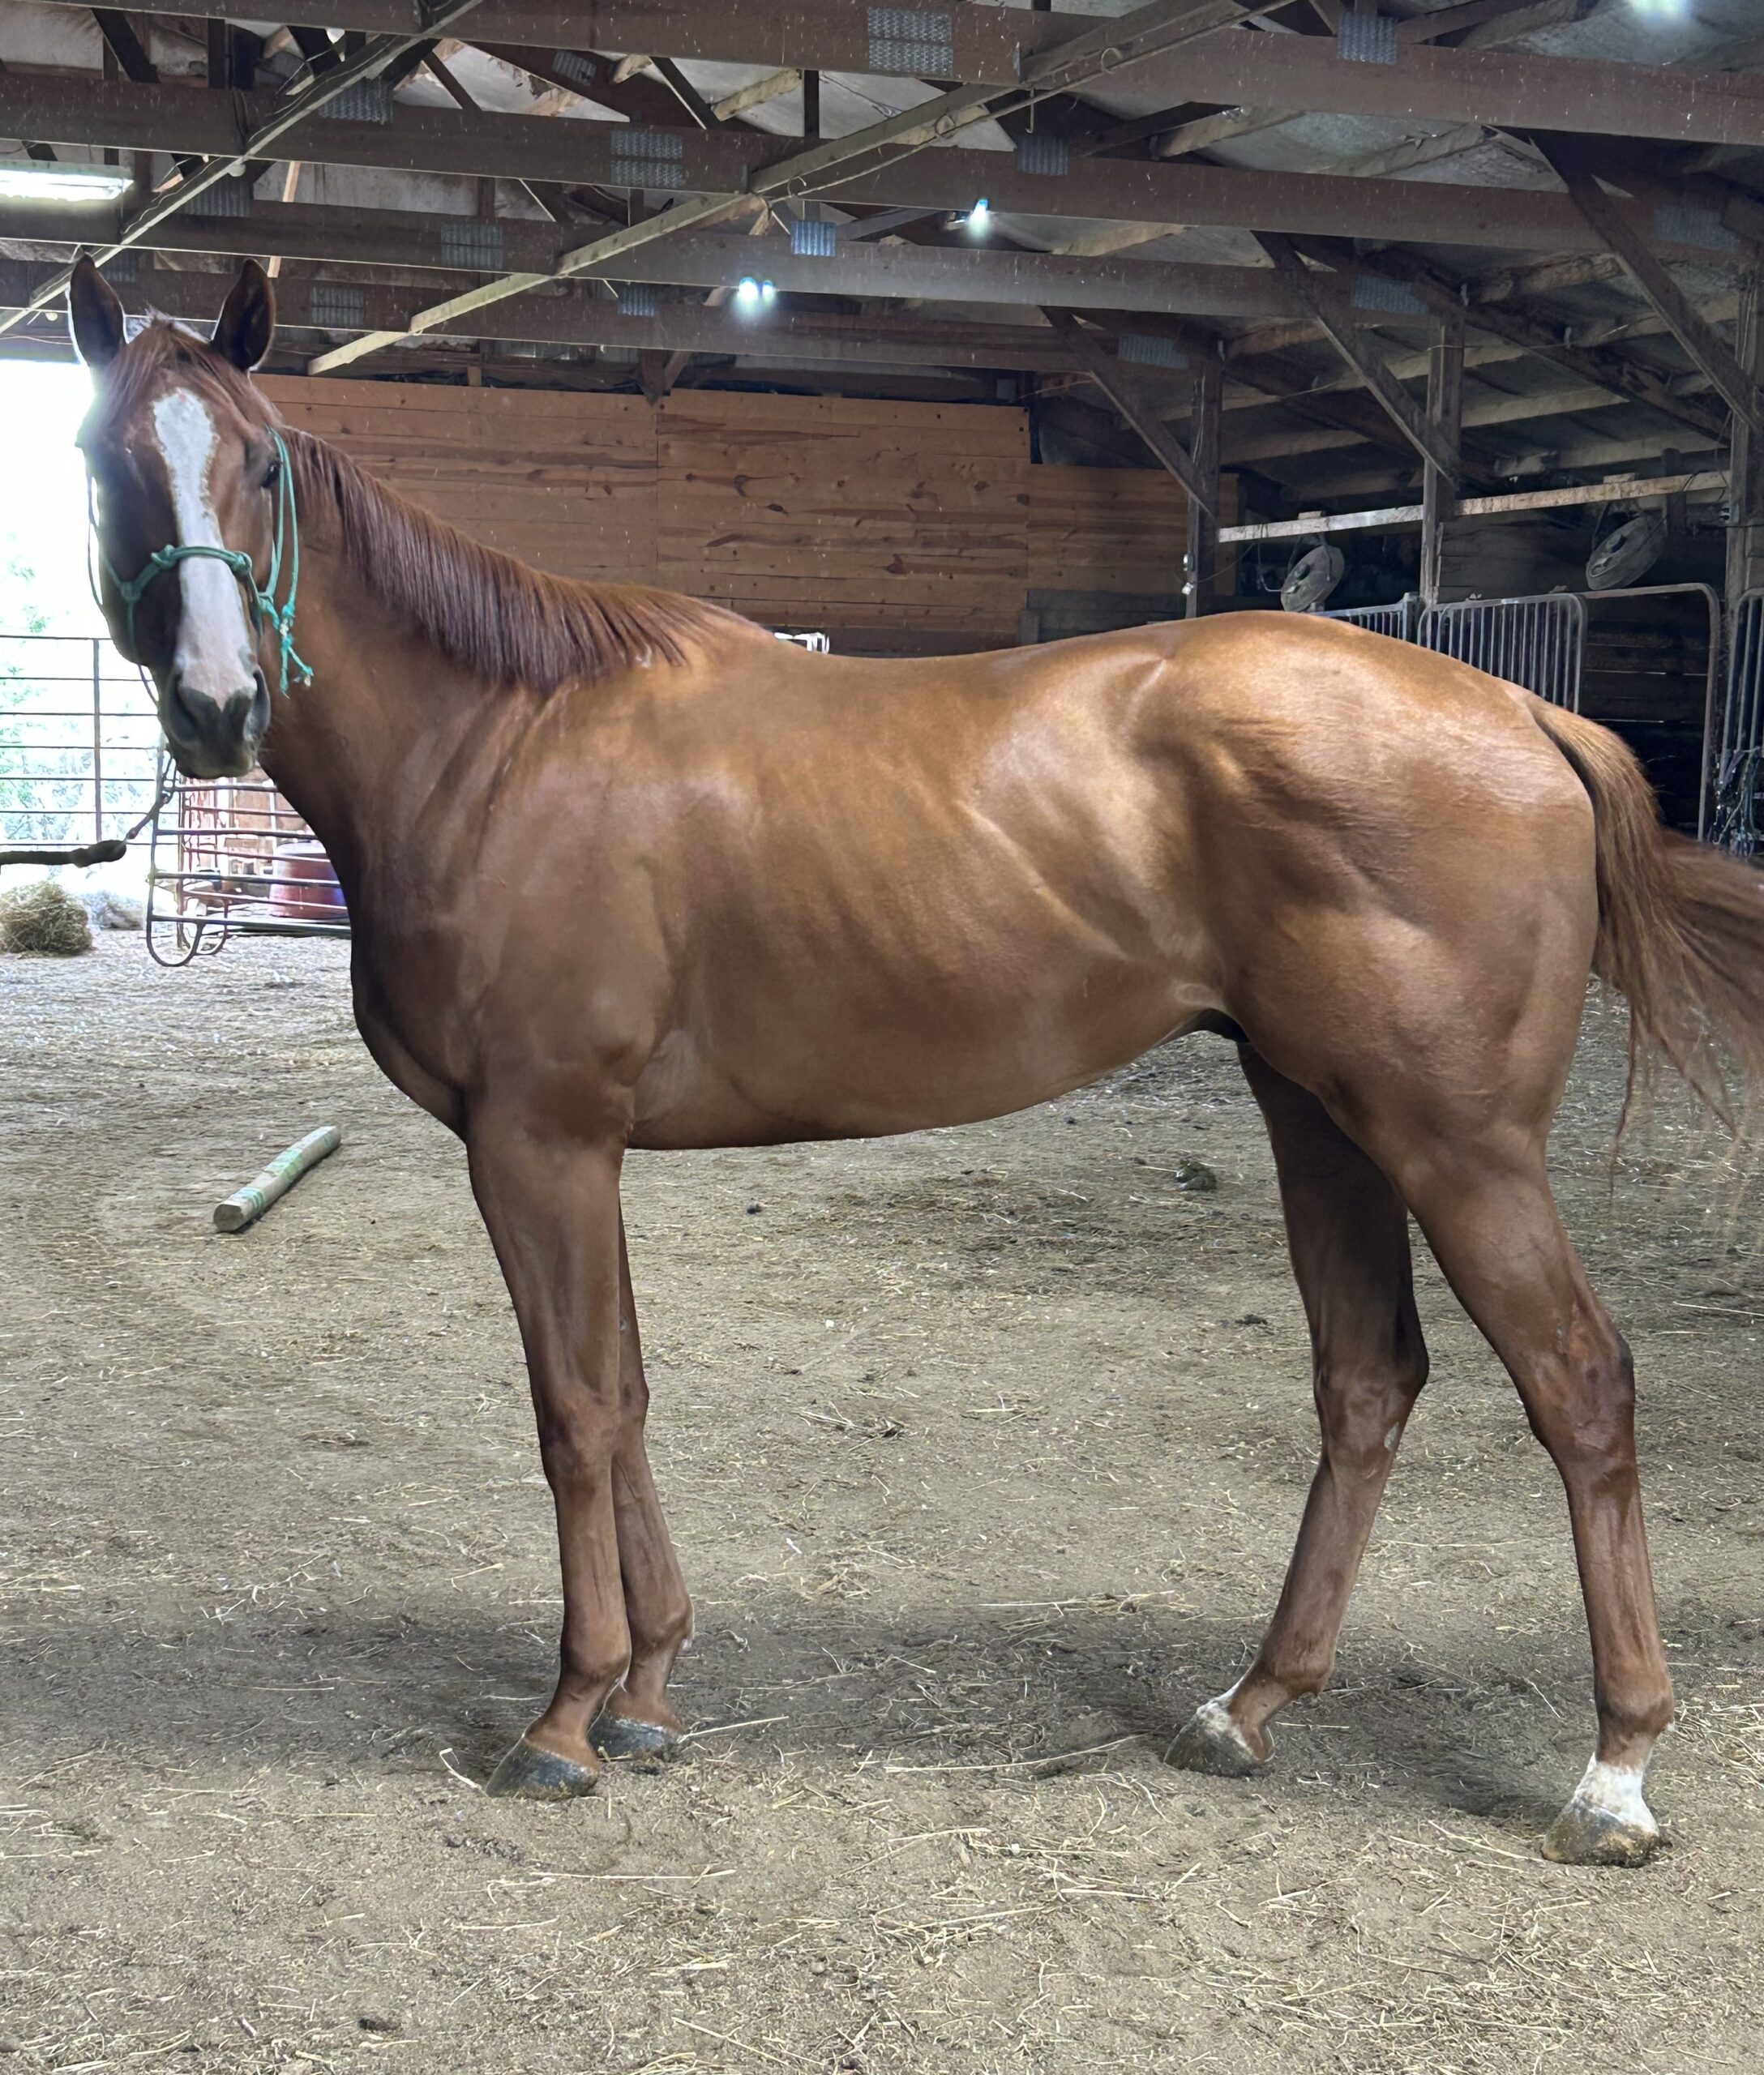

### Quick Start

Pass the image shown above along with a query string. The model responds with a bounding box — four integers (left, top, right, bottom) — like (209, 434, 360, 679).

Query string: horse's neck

(259, 550, 502, 904)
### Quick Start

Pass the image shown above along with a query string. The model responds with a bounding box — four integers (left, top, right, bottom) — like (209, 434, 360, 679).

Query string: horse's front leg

(466, 1110, 632, 1798)
(591, 1213, 694, 1758)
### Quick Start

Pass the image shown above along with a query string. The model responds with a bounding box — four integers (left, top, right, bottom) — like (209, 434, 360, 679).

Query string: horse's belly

(627, 960, 1221, 1149)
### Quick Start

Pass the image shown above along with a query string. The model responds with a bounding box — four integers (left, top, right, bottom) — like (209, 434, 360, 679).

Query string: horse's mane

(89, 320, 754, 692)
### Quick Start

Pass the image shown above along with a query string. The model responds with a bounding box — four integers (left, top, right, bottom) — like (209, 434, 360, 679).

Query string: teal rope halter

(99, 428, 313, 700)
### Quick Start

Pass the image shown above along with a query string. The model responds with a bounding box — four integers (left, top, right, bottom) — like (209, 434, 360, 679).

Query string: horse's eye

(263, 456, 280, 490)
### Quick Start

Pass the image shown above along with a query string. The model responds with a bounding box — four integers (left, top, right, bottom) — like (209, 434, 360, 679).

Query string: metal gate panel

(1715, 588, 1764, 854)
(1418, 593, 1586, 708)
(1321, 595, 1420, 641)
(147, 772, 348, 964)
(0, 631, 159, 853)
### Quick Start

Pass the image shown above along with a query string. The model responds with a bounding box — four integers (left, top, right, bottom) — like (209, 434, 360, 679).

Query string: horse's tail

(1528, 695, 1764, 1128)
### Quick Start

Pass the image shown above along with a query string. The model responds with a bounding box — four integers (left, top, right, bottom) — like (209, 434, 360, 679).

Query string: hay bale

(0, 879, 95, 956)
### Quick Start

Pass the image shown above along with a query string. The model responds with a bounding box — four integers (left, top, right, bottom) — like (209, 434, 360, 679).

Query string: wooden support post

(1185, 360, 1222, 616)
(1421, 315, 1463, 610)
(1728, 274, 1764, 616)
(801, 67, 820, 139)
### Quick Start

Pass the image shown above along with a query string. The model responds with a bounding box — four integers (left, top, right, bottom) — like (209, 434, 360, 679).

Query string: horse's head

(71, 255, 284, 779)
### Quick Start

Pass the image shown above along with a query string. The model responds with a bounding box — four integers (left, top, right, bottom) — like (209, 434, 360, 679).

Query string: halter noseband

(97, 427, 313, 700)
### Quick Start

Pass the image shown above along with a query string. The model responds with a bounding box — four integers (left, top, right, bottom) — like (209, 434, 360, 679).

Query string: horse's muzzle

(161, 670, 268, 779)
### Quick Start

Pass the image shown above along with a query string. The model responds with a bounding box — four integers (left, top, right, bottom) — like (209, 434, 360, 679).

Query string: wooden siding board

(260, 377, 1199, 637)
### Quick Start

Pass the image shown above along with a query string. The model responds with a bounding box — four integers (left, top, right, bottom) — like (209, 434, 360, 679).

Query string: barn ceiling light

(966, 198, 991, 231)
(734, 276, 777, 311)
(0, 165, 131, 203)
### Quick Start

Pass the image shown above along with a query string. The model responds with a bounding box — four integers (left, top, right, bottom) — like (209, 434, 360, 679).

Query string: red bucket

(270, 841, 346, 922)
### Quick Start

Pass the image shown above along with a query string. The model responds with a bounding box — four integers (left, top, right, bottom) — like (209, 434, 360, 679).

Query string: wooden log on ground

(213, 1125, 342, 1233)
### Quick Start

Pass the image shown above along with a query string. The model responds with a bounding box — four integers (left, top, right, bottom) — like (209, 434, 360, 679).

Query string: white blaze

(150, 391, 256, 707)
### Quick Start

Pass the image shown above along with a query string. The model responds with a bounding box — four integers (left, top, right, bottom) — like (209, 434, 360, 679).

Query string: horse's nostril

(165, 675, 205, 746)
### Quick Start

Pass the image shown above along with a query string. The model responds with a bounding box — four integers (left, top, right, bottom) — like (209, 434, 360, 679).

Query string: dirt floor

(1, 932, 1760, 2075)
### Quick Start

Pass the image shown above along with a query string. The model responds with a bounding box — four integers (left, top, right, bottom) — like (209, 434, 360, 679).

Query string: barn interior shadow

(2, 1591, 1588, 1829)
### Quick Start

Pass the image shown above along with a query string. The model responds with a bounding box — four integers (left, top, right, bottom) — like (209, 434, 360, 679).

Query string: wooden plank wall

(261, 377, 1205, 652)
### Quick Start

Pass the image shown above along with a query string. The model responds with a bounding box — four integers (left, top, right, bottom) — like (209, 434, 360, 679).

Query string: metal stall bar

(1, 630, 160, 854)
(1321, 596, 1422, 641)
(1715, 588, 1764, 854)
(146, 773, 349, 965)
(1417, 593, 1586, 708)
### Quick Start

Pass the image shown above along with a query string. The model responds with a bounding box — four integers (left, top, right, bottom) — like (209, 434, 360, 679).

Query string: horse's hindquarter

(1149, 614, 1601, 1126)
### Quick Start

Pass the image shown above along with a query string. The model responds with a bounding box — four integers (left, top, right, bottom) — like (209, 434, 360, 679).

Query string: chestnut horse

(70, 259, 1764, 1866)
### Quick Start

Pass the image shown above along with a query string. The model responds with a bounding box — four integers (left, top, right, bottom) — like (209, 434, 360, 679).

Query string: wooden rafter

(1531, 135, 1764, 437)
(1336, 245, 1730, 444)
(3, 79, 1747, 261)
(89, 9, 155, 83)
(1039, 307, 1213, 511)
(27, 0, 1764, 147)
(1254, 234, 1460, 485)
(649, 54, 725, 130)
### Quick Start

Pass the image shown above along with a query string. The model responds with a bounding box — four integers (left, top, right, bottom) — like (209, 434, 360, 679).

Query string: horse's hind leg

(591, 1214, 694, 1759)
(1385, 1144, 1672, 1865)
(1169, 1048, 1429, 1777)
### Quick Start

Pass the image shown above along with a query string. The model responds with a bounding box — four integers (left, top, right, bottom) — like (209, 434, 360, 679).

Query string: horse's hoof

(483, 1736, 599, 1800)
(590, 1709, 681, 1762)
(1164, 1696, 1269, 1779)
(1541, 1799, 1659, 1867)
(1540, 1759, 1659, 1867)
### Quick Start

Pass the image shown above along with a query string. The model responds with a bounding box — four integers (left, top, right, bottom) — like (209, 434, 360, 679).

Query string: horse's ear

(68, 252, 127, 370)
(213, 258, 275, 371)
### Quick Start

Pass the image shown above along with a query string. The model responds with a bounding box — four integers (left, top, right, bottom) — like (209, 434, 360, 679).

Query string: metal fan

(1280, 542, 1346, 613)
(1586, 510, 1667, 593)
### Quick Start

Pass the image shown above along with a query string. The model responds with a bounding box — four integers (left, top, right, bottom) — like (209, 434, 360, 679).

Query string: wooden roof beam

(1254, 233, 1460, 483)
(23, 0, 1755, 148)
(0, 250, 1126, 372)
(1040, 306, 1213, 508)
(1, 79, 1748, 259)
(0, 220, 1352, 320)
(1531, 133, 1764, 437)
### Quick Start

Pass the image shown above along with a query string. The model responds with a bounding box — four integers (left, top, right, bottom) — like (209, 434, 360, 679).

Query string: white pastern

(1194, 1679, 1248, 1740)
(1568, 1755, 1656, 1833)
(151, 391, 256, 704)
